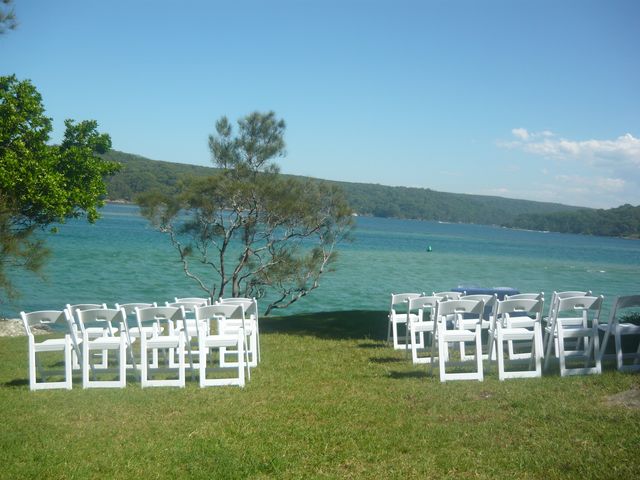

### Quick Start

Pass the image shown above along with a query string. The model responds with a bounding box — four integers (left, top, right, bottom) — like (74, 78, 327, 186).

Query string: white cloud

(501, 130, 640, 169)
(511, 128, 529, 141)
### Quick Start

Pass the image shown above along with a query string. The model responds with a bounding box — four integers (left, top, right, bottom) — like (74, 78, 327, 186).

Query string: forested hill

(504, 204, 640, 238)
(102, 150, 589, 227)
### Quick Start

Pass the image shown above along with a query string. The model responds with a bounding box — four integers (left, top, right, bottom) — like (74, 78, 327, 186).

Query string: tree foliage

(0, 75, 118, 300)
(138, 112, 353, 314)
(0, 0, 17, 34)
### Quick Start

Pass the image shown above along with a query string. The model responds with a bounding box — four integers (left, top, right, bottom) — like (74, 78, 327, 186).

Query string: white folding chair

(543, 295, 603, 376)
(502, 293, 544, 360)
(542, 291, 591, 358)
(431, 298, 485, 382)
(65, 303, 109, 368)
(219, 297, 260, 363)
(455, 294, 496, 361)
(215, 300, 257, 369)
(406, 296, 439, 364)
(136, 306, 187, 388)
(116, 302, 159, 369)
(75, 308, 128, 389)
(387, 293, 421, 350)
(167, 299, 209, 365)
(195, 304, 246, 387)
(490, 297, 544, 380)
(20, 311, 73, 391)
(598, 295, 640, 372)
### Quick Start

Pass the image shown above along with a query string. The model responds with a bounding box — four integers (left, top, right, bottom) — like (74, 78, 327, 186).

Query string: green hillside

(103, 150, 584, 226)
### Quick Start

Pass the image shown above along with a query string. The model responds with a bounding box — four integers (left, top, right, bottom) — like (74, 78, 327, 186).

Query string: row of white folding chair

(406, 295, 545, 381)
(22, 302, 243, 389)
(388, 291, 464, 351)
(132, 304, 247, 388)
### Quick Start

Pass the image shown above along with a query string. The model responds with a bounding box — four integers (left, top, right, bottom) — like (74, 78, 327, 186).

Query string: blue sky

(2, 0, 639, 208)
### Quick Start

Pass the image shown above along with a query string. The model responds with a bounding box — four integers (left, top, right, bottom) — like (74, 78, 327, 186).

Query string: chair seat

(459, 319, 491, 329)
(411, 320, 435, 333)
(129, 325, 163, 337)
(560, 327, 595, 338)
(499, 327, 535, 341)
(598, 323, 640, 333)
(85, 326, 114, 337)
(34, 338, 69, 352)
(88, 336, 124, 349)
(201, 334, 239, 348)
(442, 329, 477, 342)
(146, 335, 182, 349)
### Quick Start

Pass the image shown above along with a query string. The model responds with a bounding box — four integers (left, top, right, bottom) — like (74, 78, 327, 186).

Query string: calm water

(4, 203, 640, 317)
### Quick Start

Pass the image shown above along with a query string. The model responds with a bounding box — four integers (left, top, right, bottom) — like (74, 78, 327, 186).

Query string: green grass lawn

(1, 310, 639, 479)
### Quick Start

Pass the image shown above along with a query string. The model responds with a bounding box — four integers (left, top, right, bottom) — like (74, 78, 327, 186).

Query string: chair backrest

(390, 293, 421, 315)
(135, 306, 185, 334)
(407, 296, 439, 322)
(76, 307, 125, 337)
(65, 303, 107, 331)
(195, 304, 242, 335)
(547, 291, 591, 318)
(437, 299, 485, 329)
(493, 297, 544, 324)
(433, 291, 464, 300)
(610, 295, 640, 316)
(116, 302, 157, 316)
(20, 310, 66, 337)
(504, 293, 543, 301)
(175, 297, 211, 305)
(219, 297, 258, 318)
(167, 299, 208, 315)
(554, 295, 603, 324)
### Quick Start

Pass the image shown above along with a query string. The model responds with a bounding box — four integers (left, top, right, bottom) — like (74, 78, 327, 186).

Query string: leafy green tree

(138, 111, 353, 314)
(0, 74, 119, 300)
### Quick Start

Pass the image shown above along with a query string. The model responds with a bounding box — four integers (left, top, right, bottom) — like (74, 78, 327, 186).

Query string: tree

(138, 111, 353, 314)
(0, 0, 17, 34)
(0, 74, 119, 300)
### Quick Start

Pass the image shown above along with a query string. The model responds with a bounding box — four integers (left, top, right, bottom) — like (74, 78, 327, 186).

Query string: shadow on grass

(261, 310, 387, 341)
(369, 357, 405, 364)
(388, 370, 430, 379)
(3, 378, 28, 388)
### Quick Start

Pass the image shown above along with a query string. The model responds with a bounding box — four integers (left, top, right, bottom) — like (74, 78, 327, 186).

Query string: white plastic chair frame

(219, 297, 260, 363)
(65, 303, 110, 369)
(456, 294, 496, 361)
(214, 300, 256, 370)
(195, 304, 246, 387)
(431, 298, 486, 382)
(543, 295, 603, 377)
(490, 297, 544, 380)
(167, 299, 210, 366)
(135, 306, 187, 388)
(542, 291, 591, 358)
(116, 302, 159, 369)
(76, 308, 128, 389)
(406, 296, 439, 364)
(502, 293, 544, 360)
(20, 310, 73, 391)
(387, 293, 421, 350)
(598, 295, 640, 372)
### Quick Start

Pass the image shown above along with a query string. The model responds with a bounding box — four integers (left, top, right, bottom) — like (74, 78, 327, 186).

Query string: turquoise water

(4, 203, 640, 317)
